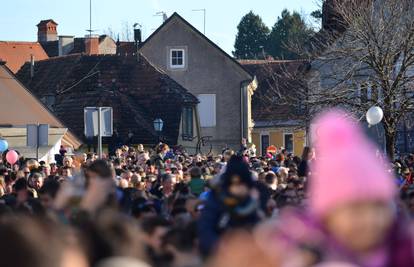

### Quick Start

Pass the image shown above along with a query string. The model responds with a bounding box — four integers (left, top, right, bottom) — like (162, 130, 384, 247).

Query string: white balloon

(366, 106, 383, 125)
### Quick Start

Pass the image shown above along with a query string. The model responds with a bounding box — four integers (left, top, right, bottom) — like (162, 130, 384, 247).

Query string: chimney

(85, 35, 99, 55)
(30, 54, 35, 78)
(58, 35, 74, 56)
(37, 19, 58, 42)
(134, 28, 142, 46)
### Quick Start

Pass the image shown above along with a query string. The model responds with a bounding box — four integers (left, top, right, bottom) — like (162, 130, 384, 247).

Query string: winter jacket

(257, 209, 414, 267)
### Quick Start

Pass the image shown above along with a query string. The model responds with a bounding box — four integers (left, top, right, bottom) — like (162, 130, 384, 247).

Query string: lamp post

(153, 118, 164, 143)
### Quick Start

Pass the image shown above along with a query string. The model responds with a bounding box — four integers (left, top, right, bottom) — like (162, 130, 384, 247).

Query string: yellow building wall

(294, 131, 306, 156)
(251, 132, 260, 152)
(251, 128, 306, 156)
(270, 132, 283, 150)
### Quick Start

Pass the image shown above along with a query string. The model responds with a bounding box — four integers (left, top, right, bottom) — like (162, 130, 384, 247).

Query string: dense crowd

(2, 110, 414, 267)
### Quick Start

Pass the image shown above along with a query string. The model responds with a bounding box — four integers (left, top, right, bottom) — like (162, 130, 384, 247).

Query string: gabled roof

(37, 19, 58, 26)
(0, 62, 81, 148)
(0, 41, 49, 73)
(16, 54, 198, 145)
(141, 12, 252, 79)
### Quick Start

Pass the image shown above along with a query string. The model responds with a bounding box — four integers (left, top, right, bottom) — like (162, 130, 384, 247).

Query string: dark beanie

(222, 155, 253, 189)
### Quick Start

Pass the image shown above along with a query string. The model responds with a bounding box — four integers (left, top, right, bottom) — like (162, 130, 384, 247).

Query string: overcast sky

(0, 0, 320, 55)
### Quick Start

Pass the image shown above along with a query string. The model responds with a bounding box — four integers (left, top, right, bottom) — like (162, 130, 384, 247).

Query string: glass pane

(261, 135, 269, 156)
(284, 134, 293, 153)
(177, 58, 183, 65)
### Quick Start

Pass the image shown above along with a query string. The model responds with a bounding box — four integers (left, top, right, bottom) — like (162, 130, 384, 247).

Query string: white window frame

(283, 133, 294, 153)
(170, 48, 185, 69)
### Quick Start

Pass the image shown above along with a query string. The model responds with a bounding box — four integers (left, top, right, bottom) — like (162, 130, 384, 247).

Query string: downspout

(240, 81, 246, 142)
(240, 79, 251, 143)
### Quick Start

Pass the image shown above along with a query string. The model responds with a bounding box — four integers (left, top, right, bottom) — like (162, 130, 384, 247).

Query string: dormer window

(170, 48, 185, 69)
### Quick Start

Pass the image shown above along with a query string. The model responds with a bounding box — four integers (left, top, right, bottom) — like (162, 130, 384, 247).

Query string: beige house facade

(140, 13, 256, 152)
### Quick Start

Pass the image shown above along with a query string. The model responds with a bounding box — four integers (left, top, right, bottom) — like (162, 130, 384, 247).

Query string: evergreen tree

(267, 9, 314, 59)
(233, 11, 270, 59)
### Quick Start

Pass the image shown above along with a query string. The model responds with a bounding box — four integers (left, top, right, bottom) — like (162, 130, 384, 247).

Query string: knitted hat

(309, 110, 396, 218)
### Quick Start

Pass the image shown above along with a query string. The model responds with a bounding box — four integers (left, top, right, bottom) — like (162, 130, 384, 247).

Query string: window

(182, 107, 193, 140)
(261, 135, 269, 156)
(198, 94, 216, 127)
(170, 49, 185, 68)
(284, 133, 294, 153)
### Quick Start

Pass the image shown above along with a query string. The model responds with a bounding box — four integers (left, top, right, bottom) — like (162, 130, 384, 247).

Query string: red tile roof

(0, 41, 49, 73)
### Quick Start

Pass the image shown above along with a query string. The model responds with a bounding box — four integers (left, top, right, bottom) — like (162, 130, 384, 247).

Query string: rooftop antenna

(192, 9, 206, 35)
(86, 0, 96, 36)
(154, 11, 168, 23)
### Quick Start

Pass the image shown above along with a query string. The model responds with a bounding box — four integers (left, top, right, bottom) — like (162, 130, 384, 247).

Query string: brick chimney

(85, 35, 99, 55)
(37, 19, 58, 42)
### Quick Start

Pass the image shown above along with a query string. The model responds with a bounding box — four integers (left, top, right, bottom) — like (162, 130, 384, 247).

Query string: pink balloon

(6, 150, 19, 165)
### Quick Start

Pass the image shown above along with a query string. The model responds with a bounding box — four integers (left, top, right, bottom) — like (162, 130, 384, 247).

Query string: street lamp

(153, 118, 164, 143)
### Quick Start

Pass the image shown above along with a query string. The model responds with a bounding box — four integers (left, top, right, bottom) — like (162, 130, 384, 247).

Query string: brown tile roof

(39, 40, 58, 57)
(116, 41, 137, 55)
(16, 54, 198, 145)
(239, 60, 309, 126)
(0, 41, 49, 73)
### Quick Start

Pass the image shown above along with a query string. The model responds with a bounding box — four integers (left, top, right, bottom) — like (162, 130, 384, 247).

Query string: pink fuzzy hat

(309, 109, 396, 218)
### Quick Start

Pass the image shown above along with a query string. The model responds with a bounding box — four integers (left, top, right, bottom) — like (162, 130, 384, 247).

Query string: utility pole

(192, 9, 206, 35)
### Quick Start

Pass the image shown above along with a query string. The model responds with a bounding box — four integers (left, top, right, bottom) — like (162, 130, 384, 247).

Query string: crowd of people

(1, 110, 414, 267)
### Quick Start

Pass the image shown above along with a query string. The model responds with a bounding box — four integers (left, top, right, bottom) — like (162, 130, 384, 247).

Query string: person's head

(86, 211, 147, 264)
(223, 150, 234, 162)
(13, 178, 29, 204)
(301, 146, 312, 161)
(30, 172, 44, 190)
(61, 166, 72, 178)
(121, 170, 133, 182)
(309, 110, 396, 254)
(86, 160, 113, 180)
(141, 216, 171, 254)
(324, 200, 394, 253)
(265, 172, 277, 188)
(157, 143, 170, 155)
(38, 179, 60, 209)
(162, 225, 198, 262)
(222, 155, 253, 198)
(26, 159, 40, 171)
(190, 166, 202, 180)
(0, 216, 87, 267)
(161, 174, 173, 194)
(63, 156, 73, 168)
(402, 168, 411, 179)
(137, 144, 144, 153)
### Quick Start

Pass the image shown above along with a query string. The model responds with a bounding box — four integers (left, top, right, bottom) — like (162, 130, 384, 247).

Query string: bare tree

(262, 0, 414, 160)
(121, 21, 133, 42)
(104, 27, 116, 40)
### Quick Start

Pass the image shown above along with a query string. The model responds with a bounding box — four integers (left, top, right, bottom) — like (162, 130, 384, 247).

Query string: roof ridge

(0, 41, 42, 45)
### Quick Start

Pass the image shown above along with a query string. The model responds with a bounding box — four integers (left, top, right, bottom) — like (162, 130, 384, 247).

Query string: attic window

(170, 49, 185, 69)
